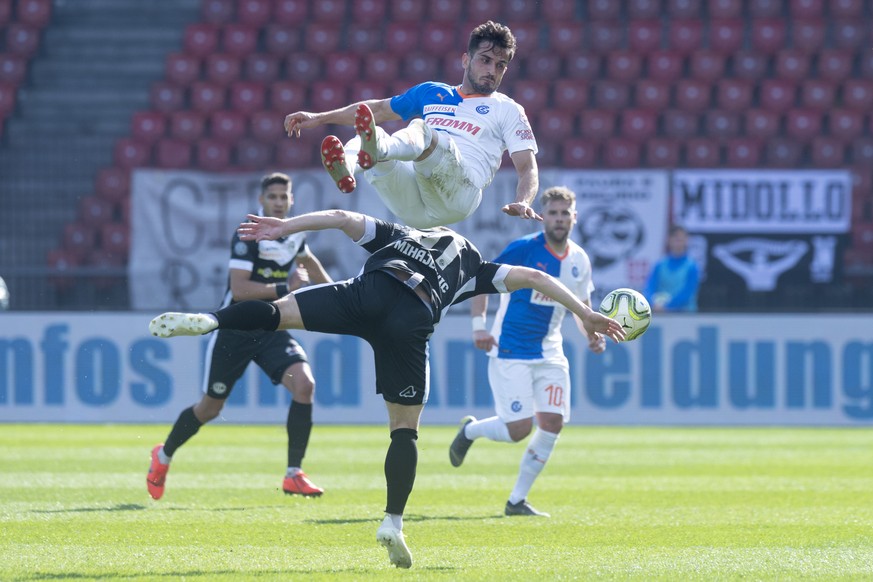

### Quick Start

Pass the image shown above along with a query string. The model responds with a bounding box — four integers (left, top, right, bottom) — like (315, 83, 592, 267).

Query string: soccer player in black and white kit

(148, 209, 625, 569)
(146, 173, 332, 501)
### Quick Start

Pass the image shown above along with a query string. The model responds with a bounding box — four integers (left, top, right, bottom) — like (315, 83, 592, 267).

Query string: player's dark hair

(468, 21, 516, 61)
(669, 224, 688, 236)
(540, 186, 576, 208)
(260, 172, 291, 193)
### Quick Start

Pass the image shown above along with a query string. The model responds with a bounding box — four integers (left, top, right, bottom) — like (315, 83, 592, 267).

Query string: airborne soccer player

(148, 208, 625, 568)
(283, 20, 541, 229)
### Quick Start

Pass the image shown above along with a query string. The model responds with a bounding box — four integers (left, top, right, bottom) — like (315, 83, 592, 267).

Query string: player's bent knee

(507, 419, 533, 442)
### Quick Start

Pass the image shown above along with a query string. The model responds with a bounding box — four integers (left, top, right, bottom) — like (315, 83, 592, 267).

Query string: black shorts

(294, 271, 434, 405)
(203, 328, 308, 399)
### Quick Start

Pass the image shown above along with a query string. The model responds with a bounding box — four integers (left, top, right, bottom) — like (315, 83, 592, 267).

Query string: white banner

(673, 170, 852, 233)
(3, 313, 871, 426)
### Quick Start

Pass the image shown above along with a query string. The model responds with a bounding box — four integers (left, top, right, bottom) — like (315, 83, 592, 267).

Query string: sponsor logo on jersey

(423, 104, 456, 115)
(399, 385, 417, 398)
(256, 267, 289, 280)
(476, 105, 490, 114)
(211, 382, 227, 395)
(425, 115, 482, 136)
(530, 290, 556, 305)
(516, 128, 534, 140)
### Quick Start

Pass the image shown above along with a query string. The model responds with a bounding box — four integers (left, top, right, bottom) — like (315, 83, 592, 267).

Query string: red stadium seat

(47, 249, 80, 291)
(16, 0, 51, 28)
(95, 167, 130, 203)
(363, 53, 400, 82)
(311, 81, 347, 111)
(428, 0, 463, 21)
(155, 139, 192, 169)
(390, 0, 424, 20)
(190, 82, 226, 114)
(724, 138, 763, 167)
(750, 19, 787, 54)
(347, 27, 381, 53)
(579, 110, 616, 141)
(620, 109, 657, 141)
(537, 110, 576, 141)
(832, 20, 865, 49)
(150, 82, 184, 113)
(731, 51, 768, 79)
(647, 51, 683, 82)
(201, 0, 234, 23)
(810, 137, 845, 168)
(715, 79, 753, 112)
(760, 80, 796, 111)
(842, 80, 873, 111)
(236, 0, 272, 26)
(504, 0, 536, 20)
(628, 0, 661, 18)
(821, 49, 856, 81)
(235, 138, 272, 169)
(323, 52, 360, 82)
(628, 20, 662, 53)
(166, 53, 201, 86)
(667, 0, 701, 17)
(0, 0, 10, 26)
(663, 109, 699, 138)
(704, 110, 740, 138)
(592, 81, 630, 110)
(645, 138, 681, 167)
(553, 79, 589, 110)
(183, 24, 219, 58)
(786, 109, 822, 141)
(270, 82, 307, 111)
(790, 0, 823, 16)
(100, 222, 130, 256)
(442, 53, 464, 82)
(250, 110, 284, 143)
(832, 0, 863, 17)
(229, 81, 265, 113)
(285, 53, 322, 83)
(635, 80, 670, 110)
(210, 110, 246, 142)
(385, 22, 418, 54)
(274, 0, 307, 23)
(668, 20, 703, 54)
(674, 79, 711, 112)
(586, 0, 618, 19)
(303, 23, 341, 54)
(535, 140, 560, 167)
(0, 83, 16, 116)
(349, 80, 387, 101)
(709, 0, 742, 17)
(561, 139, 598, 168)
(749, 0, 782, 17)
(5, 24, 41, 56)
(204, 54, 241, 85)
(87, 248, 125, 287)
(513, 81, 549, 112)
(130, 111, 166, 143)
(0, 54, 26, 84)
(351, 0, 387, 25)
(775, 50, 810, 81)
(790, 20, 825, 54)
(800, 80, 836, 110)
(245, 54, 280, 83)
(79, 196, 113, 227)
(765, 138, 803, 167)
(606, 52, 643, 82)
(422, 24, 457, 54)
(603, 138, 641, 168)
(63, 223, 97, 261)
(402, 54, 439, 82)
(264, 26, 300, 55)
(744, 109, 781, 139)
(524, 52, 562, 81)
(590, 21, 623, 54)
(709, 19, 744, 54)
(196, 138, 231, 171)
(311, 0, 346, 21)
(549, 22, 585, 55)
(170, 110, 206, 141)
(852, 138, 873, 166)
(565, 53, 601, 79)
(275, 138, 318, 167)
(689, 51, 726, 82)
(685, 138, 720, 167)
(114, 138, 151, 168)
(829, 110, 864, 140)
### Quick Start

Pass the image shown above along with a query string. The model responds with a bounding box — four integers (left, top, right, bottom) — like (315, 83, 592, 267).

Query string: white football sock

(382, 121, 430, 161)
(464, 416, 513, 443)
(508, 429, 559, 505)
(382, 513, 403, 531)
(286, 466, 301, 477)
(157, 447, 171, 465)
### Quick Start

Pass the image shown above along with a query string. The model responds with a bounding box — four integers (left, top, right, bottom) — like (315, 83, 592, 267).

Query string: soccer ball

(598, 288, 652, 341)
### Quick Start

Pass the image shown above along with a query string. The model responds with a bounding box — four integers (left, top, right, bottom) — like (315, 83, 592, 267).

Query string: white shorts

(364, 132, 482, 228)
(488, 357, 571, 423)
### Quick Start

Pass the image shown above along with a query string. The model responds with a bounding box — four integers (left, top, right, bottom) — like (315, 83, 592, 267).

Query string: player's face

(542, 199, 577, 247)
(462, 41, 510, 95)
(668, 229, 688, 256)
(259, 184, 292, 219)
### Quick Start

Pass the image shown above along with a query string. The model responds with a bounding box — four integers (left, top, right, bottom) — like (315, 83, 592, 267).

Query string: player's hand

(238, 214, 286, 242)
(284, 111, 320, 137)
(582, 312, 626, 344)
(288, 264, 310, 290)
(473, 330, 498, 352)
(588, 332, 607, 354)
(501, 202, 542, 221)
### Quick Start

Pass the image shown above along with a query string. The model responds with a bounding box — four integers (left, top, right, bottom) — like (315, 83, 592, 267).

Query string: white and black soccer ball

(598, 288, 651, 341)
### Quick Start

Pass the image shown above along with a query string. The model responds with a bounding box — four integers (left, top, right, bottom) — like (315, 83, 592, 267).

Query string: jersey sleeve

(494, 237, 530, 266)
(228, 232, 257, 272)
(355, 216, 411, 253)
(389, 81, 443, 121)
(502, 101, 538, 155)
(453, 262, 512, 304)
(296, 238, 311, 259)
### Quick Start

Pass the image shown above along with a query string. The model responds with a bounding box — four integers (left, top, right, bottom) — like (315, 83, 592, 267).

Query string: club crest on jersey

(511, 400, 522, 412)
(572, 265, 580, 278)
(233, 241, 248, 256)
(476, 105, 490, 114)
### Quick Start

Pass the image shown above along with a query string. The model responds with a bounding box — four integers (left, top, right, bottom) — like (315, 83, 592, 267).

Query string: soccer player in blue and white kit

(449, 186, 607, 517)
(283, 21, 541, 229)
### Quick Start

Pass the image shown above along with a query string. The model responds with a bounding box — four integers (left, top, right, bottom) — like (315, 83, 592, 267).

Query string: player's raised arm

(238, 210, 367, 242)
(284, 98, 398, 137)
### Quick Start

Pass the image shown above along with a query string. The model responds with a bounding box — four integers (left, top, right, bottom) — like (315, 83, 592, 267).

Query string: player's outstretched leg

(146, 444, 170, 500)
(149, 313, 218, 337)
(354, 103, 379, 170)
(376, 516, 413, 568)
(321, 135, 356, 193)
(505, 499, 550, 517)
(448, 415, 476, 467)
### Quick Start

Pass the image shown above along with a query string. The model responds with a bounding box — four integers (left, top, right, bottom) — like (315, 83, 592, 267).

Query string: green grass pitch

(2, 423, 873, 580)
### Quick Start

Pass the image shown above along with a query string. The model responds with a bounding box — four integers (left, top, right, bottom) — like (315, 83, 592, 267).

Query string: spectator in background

(283, 20, 540, 229)
(644, 225, 699, 312)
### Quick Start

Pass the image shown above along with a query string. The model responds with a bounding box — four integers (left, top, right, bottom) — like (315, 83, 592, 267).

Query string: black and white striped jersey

(355, 217, 512, 324)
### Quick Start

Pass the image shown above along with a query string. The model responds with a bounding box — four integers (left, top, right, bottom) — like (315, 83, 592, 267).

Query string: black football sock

(162, 406, 204, 457)
(286, 401, 313, 468)
(213, 301, 280, 331)
(384, 428, 418, 516)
